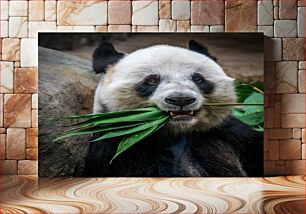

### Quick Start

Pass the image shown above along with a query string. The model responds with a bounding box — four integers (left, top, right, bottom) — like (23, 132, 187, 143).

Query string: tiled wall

(0, 0, 305, 176)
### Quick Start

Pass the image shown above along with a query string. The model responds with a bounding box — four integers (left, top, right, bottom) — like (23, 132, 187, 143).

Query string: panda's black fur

(84, 116, 263, 177)
(83, 40, 263, 177)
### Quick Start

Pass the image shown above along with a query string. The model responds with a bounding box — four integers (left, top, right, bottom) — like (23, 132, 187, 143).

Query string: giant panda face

(93, 40, 237, 132)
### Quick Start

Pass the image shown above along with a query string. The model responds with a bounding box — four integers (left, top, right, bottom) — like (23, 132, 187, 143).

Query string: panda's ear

(92, 42, 124, 74)
(189, 39, 217, 62)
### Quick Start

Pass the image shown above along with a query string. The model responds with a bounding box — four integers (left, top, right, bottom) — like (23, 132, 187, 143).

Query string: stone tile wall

(0, 0, 305, 176)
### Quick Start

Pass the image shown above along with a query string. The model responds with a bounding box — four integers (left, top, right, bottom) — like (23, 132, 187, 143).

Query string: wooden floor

(0, 176, 305, 214)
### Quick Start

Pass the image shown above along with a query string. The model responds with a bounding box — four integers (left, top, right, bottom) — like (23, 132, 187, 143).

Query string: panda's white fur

(93, 44, 236, 132)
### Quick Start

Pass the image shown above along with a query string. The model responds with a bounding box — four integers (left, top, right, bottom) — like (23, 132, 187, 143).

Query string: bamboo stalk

(251, 86, 264, 94)
(203, 103, 263, 106)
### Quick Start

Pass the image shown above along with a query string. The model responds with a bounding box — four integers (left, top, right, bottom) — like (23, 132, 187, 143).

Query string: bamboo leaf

(234, 111, 264, 126)
(64, 107, 159, 120)
(233, 82, 264, 132)
(254, 126, 264, 132)
(70, 109, 167, 128)
(110, 123, 165, 163)
(53, 122, 146, 142)
(63, 121, 146, 133)
(91, 116, 169, 142)
(242, 92, 264, 114)
(235, 83, 254, 103)
(235, 81, 264, 102)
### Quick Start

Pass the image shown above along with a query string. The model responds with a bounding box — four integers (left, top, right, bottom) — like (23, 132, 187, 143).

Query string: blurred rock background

(39, 33, 263, 82)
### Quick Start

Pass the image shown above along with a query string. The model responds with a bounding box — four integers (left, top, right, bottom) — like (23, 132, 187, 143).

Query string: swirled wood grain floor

(0, 176, 305, 214)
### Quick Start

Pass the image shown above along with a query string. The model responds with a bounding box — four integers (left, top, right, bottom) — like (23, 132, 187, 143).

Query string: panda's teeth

(169, 111, 194, 117)
(188, 111, 194, 116)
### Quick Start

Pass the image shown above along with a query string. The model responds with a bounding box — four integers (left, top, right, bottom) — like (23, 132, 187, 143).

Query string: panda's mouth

(169, 111, 194, 118)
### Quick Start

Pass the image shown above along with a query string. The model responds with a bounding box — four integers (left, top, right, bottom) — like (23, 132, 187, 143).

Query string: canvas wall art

(38, 33, 264, 177)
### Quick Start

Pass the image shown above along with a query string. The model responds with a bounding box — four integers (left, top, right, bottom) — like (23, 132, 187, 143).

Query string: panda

(83, 39, 263, 177)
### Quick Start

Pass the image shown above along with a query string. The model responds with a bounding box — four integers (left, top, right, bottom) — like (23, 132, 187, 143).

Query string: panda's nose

(165, 95, 196, 107)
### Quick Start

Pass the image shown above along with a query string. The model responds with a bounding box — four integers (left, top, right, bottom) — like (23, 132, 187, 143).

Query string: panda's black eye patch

(136, 74, 160, 97)
(192, 73, 215, 94)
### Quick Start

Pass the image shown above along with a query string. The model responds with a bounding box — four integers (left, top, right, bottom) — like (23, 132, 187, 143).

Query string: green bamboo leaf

(64, 107, 159, 119)
(66, 109, 162, 127)
(72, 110, 167, 127)
(235, 81, 264, 102)
(235, 83, 254, 103)
(53, 128, 102, 142)
(63, 121, 146, 133)
(232, 109, 244, 118)
(244, 92, 263, 104)
(243, 92, 264, 114)
(110, 123, 166, 163)
(91, 116, 169, 142)
(53, 122, 146, 142)
(234, 111, 264, 126)
(233, 82, 264, 132)
(254, 126, 264, 132)
(250, 81, 264, 92)
(62, 124, 96, 133)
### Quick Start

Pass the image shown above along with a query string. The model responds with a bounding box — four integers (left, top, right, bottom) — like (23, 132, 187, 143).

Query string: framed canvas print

(38, 33, 264, 177)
